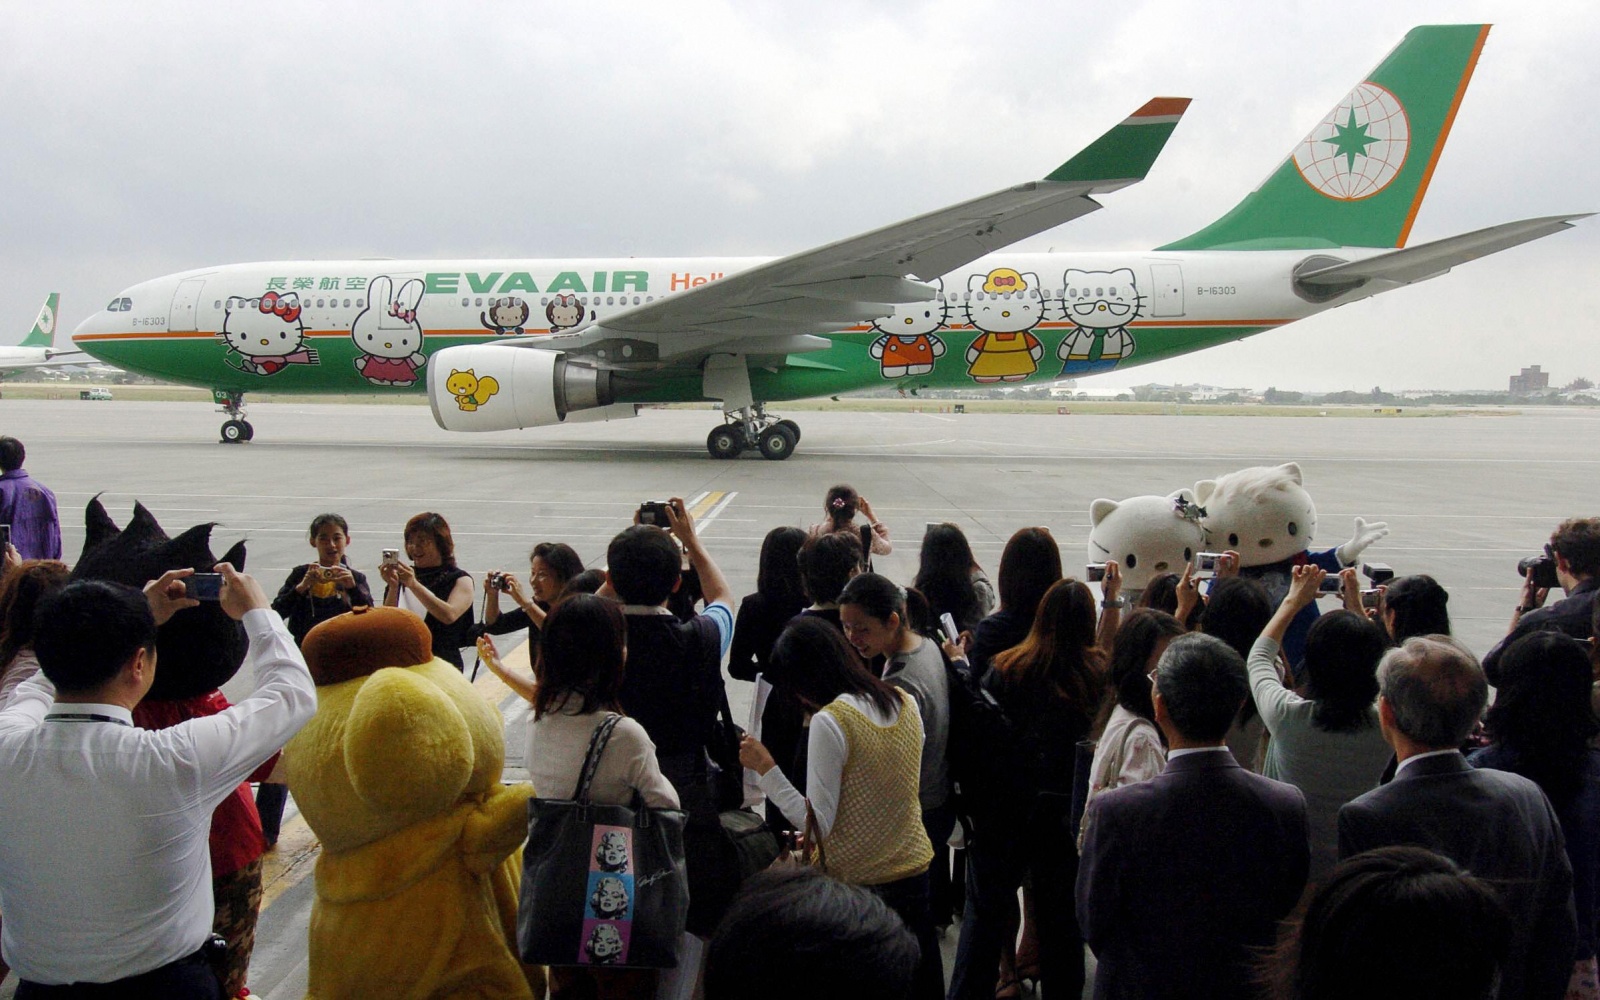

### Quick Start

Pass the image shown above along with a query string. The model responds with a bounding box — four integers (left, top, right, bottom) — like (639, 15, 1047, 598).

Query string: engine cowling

(426, 345, 614, 432)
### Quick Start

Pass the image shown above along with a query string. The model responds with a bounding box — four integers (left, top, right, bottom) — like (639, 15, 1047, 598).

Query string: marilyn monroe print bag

(517, 714, 690, 969)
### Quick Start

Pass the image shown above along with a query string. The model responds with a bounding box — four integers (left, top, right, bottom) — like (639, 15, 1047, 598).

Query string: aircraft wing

(1296, 214, 1591, 293)
(0, 351, 91, 373)
(514, 98, 1190, 361)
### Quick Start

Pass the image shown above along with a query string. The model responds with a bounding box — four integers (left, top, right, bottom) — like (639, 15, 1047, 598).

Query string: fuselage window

(606, 296, 614, 305)
(461, 298, 470, 307)
(356, 299, 364, 308)
(475, 297, 483, 307)
(540, 297, 549, 306)
(633, 296, 641, 305)
(214, 300, 222, 309)
(344, 299, 351, 308)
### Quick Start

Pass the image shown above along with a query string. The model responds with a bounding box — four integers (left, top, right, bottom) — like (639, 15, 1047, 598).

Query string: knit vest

(818, 692, 934, 886)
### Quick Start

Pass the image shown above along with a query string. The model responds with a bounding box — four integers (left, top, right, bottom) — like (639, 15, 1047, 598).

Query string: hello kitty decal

(1058, 268, 1142, 375)
(868, 278, 948, 379)
(351, 276, 427, 386)
(964, 268, 1044, 383)
(219, 291, 320, 376)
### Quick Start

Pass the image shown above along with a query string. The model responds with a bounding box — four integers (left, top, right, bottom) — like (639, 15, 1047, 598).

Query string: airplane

(71, 25, 1586, 456)
(0, 295, 90, 375)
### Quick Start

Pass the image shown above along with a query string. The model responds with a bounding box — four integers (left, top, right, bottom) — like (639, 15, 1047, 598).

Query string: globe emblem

(1292, 82, 1409, 200)
(36, 304, 54, 335)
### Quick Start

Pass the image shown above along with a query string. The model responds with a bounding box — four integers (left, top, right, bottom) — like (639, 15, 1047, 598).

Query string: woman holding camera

(272, 513, 374, 646)
(482, 541, 584, 656)
(381, 511, 475, 670)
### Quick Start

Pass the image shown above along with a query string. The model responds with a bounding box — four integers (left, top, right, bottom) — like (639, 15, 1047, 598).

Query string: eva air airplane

(72, 25, 1585, 458)
(1, 295, 88, 374)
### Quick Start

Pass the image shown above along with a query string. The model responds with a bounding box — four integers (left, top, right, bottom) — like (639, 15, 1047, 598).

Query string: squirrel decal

(447, 369, 500, 411)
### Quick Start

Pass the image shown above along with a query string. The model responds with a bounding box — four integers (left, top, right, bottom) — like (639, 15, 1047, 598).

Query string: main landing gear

(706, 405, 801, 461)
(217, 391, 255, 444)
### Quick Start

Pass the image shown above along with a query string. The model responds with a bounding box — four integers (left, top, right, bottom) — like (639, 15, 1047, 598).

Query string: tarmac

(0, 397, 1596, 997)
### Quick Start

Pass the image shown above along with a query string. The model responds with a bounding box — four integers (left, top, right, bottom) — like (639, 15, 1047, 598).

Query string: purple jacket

(0, 469, 61, 561)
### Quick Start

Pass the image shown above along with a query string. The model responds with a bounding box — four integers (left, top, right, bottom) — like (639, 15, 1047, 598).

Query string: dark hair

(0, 436, 23, 472)
(403, 511, 456, 566)
(531, 541, 584, 586)
(1376, 637, 1486, 750)
(823, 484, 860, 532)
(33, 580, 157, 694)
(1301, 611, 1386, 734)
(913, 524, 983, 632)
(1153, 632, 1249, 743)
(1552, 516, 1600, 578)
(996, 527, 1062, 617)
(1482, 631, 1599, 807)
(533, 594, 627, 720)
(901, 586, 933, 637)
(1198, 577, 1274, 662)
(1098, 610, 1187, 734)
(1265, 846, 1509, 1000)
(756, 527, 808, 612)
(837, 573, 906, 629)
(0, 560, 71, 667)
(705, 866, 918, 1000)
(798, 531, 861, 606)
(992, 579, 1105, 726)
(767, 616, 899, 717)
(561, 569, 606, 599)
(606, 525, 681, 605)
(1139, 573, 1180, 614)
(308, 513, 349, 540)
(1382, 575, 1450, 642)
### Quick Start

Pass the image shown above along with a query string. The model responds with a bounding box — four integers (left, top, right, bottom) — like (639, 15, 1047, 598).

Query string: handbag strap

(804, 801, 827, 874)
(572, 713, 624, 803)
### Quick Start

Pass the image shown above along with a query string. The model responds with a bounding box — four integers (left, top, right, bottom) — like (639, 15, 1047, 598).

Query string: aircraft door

(168, 278, 207, 332)
(1149, 263, 1184, 317)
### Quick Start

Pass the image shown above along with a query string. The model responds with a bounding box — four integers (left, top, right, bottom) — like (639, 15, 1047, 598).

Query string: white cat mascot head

(1088, 490, 1206, 593)
(1195, 462, 1387, 570)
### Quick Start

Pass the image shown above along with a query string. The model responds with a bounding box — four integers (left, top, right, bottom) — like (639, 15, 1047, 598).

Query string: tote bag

(518, 714, 690, 969)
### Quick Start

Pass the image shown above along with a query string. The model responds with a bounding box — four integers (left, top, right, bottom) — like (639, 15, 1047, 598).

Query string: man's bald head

(1377, 636, 1487, 751)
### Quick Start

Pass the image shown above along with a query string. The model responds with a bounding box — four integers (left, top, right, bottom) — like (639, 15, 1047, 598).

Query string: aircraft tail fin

(1159, 24, 1490, 251)
(21, 294, 59, 348)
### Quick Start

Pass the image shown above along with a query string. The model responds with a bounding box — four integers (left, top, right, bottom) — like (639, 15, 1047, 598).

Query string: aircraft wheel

(221, 419, 247, 444)
(777, 419, 801, 444)
(241, 420, 255, 441)
(757, 423, 797, 461)
(706, 425, 744, 460)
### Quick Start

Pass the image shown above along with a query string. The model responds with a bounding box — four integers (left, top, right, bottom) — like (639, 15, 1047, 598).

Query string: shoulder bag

(518, 714, 689, 969)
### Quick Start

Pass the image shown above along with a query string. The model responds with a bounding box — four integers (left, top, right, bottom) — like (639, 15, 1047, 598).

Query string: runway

(0, 397, 1595, 997)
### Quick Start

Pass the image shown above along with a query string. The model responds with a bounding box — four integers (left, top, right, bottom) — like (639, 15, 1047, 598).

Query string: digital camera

(1085, 563, 1107, 583)
(1518, 554, 1560, 590)
(637, 500, 673, 527)
(487, 572, 511, 592)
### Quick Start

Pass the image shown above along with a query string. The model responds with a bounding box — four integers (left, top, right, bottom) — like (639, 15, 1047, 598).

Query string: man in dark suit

(1340, 635, 1577, 1000)
(1076, 633, 1309, 1000)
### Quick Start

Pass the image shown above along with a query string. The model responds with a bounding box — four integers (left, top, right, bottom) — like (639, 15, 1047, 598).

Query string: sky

(2, 1, 1596, 393)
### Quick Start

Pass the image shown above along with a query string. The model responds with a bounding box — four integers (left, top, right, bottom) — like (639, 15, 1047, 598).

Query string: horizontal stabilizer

(1296, 214, 1590, 295)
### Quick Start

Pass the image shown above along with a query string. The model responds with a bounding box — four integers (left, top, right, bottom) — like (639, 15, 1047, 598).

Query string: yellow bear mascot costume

(284, 606, 543, 999)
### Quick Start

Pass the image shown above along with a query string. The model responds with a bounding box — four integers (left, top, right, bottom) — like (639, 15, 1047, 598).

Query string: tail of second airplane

(21, 294, 60, 348)
(1160, 24, 1490, 251)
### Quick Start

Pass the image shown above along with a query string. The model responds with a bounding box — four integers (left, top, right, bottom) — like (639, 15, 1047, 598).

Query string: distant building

(1509, 365, 1550, 394)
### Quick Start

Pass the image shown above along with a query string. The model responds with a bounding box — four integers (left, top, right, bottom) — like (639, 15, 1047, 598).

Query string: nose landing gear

(216, 391, 254, 444)
(705, 405, 800, 461)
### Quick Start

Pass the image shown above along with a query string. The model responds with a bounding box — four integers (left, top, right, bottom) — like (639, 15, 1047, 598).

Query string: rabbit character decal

(352, 276, 427, 386)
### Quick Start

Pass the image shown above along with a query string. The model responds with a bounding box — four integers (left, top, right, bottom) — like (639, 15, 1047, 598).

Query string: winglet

(1044, 98, 1191, 189)
(20, 293, 59, 349)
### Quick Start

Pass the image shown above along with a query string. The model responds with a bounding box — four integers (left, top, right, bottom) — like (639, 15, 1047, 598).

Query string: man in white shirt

(0, 563, 316, 997)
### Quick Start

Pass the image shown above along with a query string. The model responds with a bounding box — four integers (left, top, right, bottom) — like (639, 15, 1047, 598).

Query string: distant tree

(1369, 386, 1395, 403)
(1264, 387, 1303, 404)
(1565, 377, 1594, 392)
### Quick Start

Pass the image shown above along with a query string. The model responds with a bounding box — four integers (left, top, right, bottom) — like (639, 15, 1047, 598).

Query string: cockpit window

(104, 297, 133, 312)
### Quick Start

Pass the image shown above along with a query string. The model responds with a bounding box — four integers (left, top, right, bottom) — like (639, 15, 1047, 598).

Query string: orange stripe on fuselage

(1395, 24, 1490, 248)
(75, 317, 1292, 345)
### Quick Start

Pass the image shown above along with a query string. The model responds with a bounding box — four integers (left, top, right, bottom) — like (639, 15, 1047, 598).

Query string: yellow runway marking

(689, 491, 725, 519)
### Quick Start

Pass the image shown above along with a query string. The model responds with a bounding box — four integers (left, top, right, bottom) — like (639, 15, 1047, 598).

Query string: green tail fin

(20, 294, 59, 348)
(1159, 24, 1490, 251)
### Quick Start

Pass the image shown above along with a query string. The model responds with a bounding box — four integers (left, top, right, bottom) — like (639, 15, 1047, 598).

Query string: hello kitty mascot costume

(352, 276, 427, 386)
(1086, 490, 1206, 601)
(1195, 463, 1388, 667)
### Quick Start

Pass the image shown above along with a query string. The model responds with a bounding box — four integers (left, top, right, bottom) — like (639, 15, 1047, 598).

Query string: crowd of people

(0, 431, 1597, 999)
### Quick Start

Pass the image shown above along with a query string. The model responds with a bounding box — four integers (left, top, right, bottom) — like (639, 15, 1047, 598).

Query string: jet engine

(427, 345, 615, 432)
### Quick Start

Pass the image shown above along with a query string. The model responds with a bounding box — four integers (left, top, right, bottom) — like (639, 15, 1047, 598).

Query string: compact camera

(1085, 563, 1107, 583)
(487, 572, 511, 592)
(1194, 552, 1223, 579)
(637, 500, 674, 527)
(1362, 562, 1395, 585)
(381, 548, 400, 568)
(0, 524, 10, 549)
(185, 573, 223, 601)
